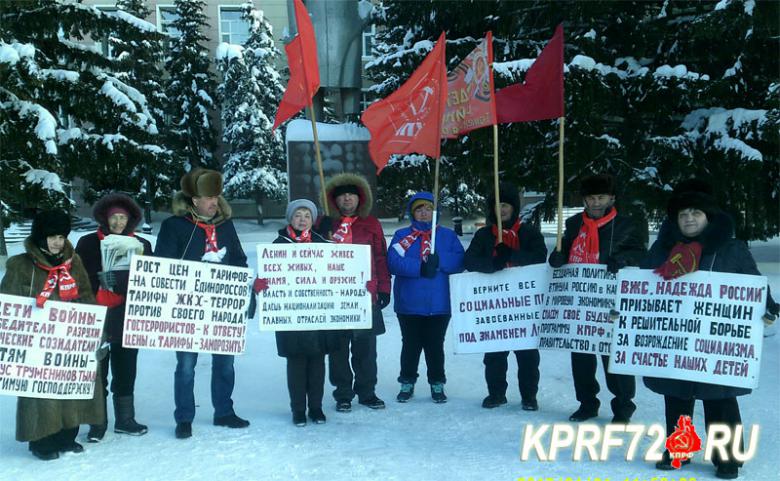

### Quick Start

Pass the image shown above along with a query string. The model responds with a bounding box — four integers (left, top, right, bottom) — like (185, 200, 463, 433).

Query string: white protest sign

(538, 264, 617, 355)
(450, 264, 548, 354)
(0, 294, 106, 399)
(256, 243, 372, 331)
(122, 255, 253, 354)
(609, 269, 766, 389)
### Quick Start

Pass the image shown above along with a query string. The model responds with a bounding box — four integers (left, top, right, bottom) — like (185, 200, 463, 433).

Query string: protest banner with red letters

(257, 243, 372, 331)
(0, 294, 106, 399)
(609, 269, 766, 389)
(450, 264, 548, 354)
(538, 264, 618, 355)
(122, 256, 253, 354)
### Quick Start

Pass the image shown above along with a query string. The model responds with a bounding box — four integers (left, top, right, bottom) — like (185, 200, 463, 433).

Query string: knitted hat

(332, 184, 360, 198)
(31, 210, 71, 249)
(580, 174, 615, 196)
(286, 199, 318, 224)
(180, 168, 223, 198)
(411, 198, 434, 213)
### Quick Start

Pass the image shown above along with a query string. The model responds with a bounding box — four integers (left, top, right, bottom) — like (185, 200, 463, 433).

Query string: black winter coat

(464, 223, 547, 273)
(641, 212, 775, 400)
(75, 231, 153, 342)
(552, 209, 647, 267)
(272, 228, 349, 358)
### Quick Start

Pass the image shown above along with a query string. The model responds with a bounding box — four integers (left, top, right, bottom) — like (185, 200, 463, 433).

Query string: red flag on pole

(496, 24, 564, 123)
(442, 31, 496, 138)
(272, 0, 320, 131)
(361, 32, 447, 173)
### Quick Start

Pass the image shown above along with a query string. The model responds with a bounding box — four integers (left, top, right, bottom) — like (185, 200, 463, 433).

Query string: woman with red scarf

(273, 199, 347, 426)
(0, 210, 104, 460)
(642, 179, 778, 479)
(464, 183, 547, 411)
(75, 193, 152, 441)
(388, 192, 464, 404)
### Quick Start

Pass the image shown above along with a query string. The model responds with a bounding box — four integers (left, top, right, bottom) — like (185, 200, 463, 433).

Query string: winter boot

(292, 411, 307, 427)
(87, 423, 107, 442)
(396, 383, 414, 403)
(113, 395, 148, 435)
(481, 394, 507, 409)
(308, 408, 327, 424)
(430, 383, 447, 403)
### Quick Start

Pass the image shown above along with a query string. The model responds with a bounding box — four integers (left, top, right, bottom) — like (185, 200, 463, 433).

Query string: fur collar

(323, 173, 373, 218)
(24, 237, 75, 267)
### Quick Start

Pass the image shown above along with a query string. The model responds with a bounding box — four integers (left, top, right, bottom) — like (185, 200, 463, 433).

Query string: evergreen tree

(164, 0, 218, 170)
(216, 3, 286, 225)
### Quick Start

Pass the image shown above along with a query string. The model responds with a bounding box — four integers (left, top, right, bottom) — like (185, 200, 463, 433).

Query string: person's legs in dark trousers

(703, 397, 743, 470)
(109, 343, 138, 396)
(329, 337, 355, 402)
(286, 356, 307, 413)
(601, 354, 636, 421)
(210, 354, 236, 419)
(515, 349, 540, 402)
(306, 355, 326, 411)
(351, 333, 378, 401)
(420, 315, 449, 384)
(664, 395, 695, 436)
(398, 314, 423, 383)
(174, 351, 198, 423)
(484, 351, 510, 397)
(571, 352, 600, 412)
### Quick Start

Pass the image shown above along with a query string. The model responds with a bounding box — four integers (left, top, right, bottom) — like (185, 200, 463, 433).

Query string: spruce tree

(216, 3, 286, 225)
(165, 0, 218, 171)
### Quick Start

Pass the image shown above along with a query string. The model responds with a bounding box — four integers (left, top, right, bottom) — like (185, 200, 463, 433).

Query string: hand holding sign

(253, 277, 269, 294)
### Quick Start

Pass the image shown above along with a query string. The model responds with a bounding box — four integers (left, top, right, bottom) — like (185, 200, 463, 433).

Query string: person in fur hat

(464, 183, 547, 410)
(75, 193, 152, 441)
(272, 199, 348, 426)
(1, 210, 105, 460)
(318, 173, 391, 412)
(154, 168, 250, 439)
(388, 192, 464, 404)
(548, 174, 646, 423)
(641, 178, 778, 479)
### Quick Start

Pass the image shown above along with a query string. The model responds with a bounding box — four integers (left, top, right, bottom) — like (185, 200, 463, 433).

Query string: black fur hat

(93, 192, 143, 234)
(31, 210, 71, 249)
(486, 182, 520, 225)
(667, 178, 718, 219)
(580, 174, 615, 196)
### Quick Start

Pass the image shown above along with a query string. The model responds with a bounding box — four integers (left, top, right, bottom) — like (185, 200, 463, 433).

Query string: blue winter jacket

(388, 192, 465, 316)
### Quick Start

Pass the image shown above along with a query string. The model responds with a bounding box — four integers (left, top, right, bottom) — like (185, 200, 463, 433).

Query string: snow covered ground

(1, 220, 778, 481)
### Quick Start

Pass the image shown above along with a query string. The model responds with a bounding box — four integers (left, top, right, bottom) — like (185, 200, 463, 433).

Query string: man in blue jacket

(155, 168, 250, 439)
(388, 192, 465, 403)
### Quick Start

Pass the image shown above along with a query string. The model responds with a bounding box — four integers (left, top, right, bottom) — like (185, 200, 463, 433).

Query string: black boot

(87, 423, 107, 442)
(113, 395, 148, 435)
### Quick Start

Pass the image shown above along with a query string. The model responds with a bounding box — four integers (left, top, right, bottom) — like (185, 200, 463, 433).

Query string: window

(360, 89, 377, 112)
(95, 6, 118, 58)
(157, 5, 181, 39)
(219, 7, 250, 45)
(362, 24, 375, 59)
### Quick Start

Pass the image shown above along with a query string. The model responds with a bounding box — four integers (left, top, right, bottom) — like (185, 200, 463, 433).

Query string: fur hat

(180, 168, 223, 198)
(31, 210, 71, 249)
(286, 199, 318, 224)
(667, 178, 718, 219)
(486, 182, 520, 225)
(93, 192, 143, 234)
(580, 174, 615, 196)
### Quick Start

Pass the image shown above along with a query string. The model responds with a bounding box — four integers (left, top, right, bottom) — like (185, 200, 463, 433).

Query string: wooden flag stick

(431, 155, 441, 254)
(493, 124, 502, 243)
(307, 104, 329, 216)
(555, 116, 565, 251)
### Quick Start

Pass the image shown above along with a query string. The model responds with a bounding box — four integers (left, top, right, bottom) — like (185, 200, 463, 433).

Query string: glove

(492, 243, 512, 271)
(549, 250, 566, 268)
(316, 216, 334, 238)
(253, 277, 269, 294)
(365, 279, 378, 295)
(98, 271, 117, 291)
(764, 312, 777, 327)
(606, 256, 626, 274)
(420, 253, 440, 278)
(247, 293, 257, 319)
(377, 292, 391, 309)
(96, 341, 110, 361)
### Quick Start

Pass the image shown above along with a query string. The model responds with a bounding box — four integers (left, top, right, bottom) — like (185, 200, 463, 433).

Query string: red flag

(496, 24, 564, 123)
(361, 32, 447, 173)
(272, 0, 320, 131)
(442, 32, 496, 138)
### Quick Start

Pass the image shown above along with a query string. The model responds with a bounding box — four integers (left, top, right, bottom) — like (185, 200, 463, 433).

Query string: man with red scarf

(464, 183, 547, 411)
(155, 168, 250, 439)
(320, 173, 391, 412)
(548, 174, 647, 423)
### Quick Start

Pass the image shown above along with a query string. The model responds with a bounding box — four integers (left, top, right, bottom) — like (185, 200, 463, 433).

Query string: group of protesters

(2, 167, 777, 480)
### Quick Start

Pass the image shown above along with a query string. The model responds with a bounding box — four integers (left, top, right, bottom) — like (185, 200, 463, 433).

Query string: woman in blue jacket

(388, 192, 465, 403)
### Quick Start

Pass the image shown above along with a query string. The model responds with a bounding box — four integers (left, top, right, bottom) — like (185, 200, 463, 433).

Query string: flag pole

(431, 155, 441, 254)
(555, 116, 565, 251)
(493, 124, 502, 243)
(307, 104, 329, 216)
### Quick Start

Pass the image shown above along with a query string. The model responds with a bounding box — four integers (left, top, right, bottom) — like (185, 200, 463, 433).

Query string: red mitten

(253, 277, 270, 294)
(365, 279, 378, 295)
(654, 242, 703, 280)
(96, 288, 125, 308)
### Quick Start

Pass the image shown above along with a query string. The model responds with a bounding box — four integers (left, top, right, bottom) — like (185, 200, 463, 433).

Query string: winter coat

(154, 193, 247, 268)
(320, 173, 390, 335)
(75, 231, 153, 343)
(552, 209, 647, 267)
(0, 238, 105, 442)
(272, 228, 349, 357)
(641, 212, 774, 400)
(464, 223, 547, 273)
(388, 192, 465, 316)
